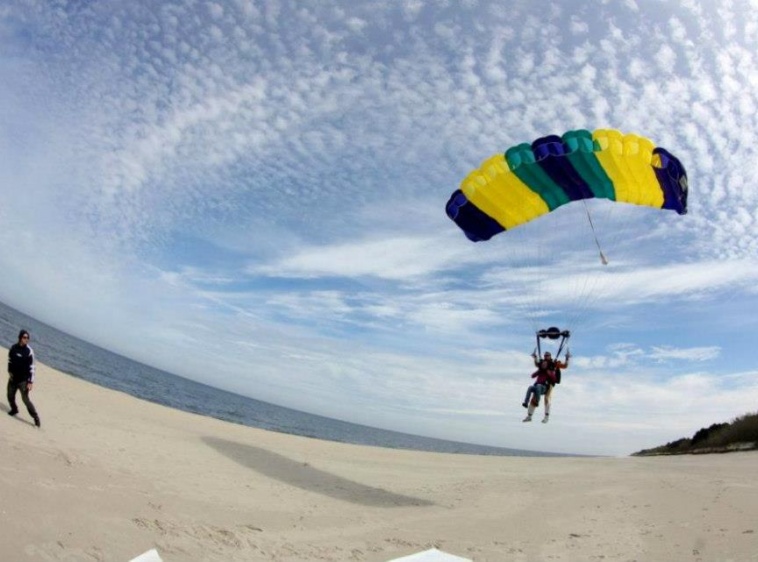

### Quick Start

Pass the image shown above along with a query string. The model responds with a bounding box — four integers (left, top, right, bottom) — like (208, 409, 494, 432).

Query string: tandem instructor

(7, 329, 40, 427)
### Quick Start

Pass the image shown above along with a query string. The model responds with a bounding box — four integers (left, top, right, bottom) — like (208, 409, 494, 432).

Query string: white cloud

(570, 16, 589, 35)
(251, 236, 462, 280)
(648, 345, 721, 362)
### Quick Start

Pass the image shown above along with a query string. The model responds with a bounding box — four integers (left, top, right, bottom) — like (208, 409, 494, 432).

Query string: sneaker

(542, 415, 549, 424)
(8, 409, 18, 417)
(521, 402, 528, 408)
(34, 416, 41, 428)
(522, 415, 532, 422)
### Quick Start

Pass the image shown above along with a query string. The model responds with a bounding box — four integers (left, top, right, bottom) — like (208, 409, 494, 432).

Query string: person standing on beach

(7, 329, 40, 427)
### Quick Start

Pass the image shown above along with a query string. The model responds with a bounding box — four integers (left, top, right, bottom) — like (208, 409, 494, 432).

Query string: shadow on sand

(203, 436, 434, 508)
(1, 403, 37, 427)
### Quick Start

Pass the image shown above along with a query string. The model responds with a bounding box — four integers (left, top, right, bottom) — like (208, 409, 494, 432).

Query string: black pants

(7, 378, 38, 419)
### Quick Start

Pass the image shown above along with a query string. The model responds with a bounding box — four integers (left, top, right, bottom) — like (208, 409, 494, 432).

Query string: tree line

(632, 411, 758, 456)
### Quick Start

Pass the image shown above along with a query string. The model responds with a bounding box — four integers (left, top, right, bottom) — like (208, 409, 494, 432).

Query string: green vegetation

(632, 411, 758, 456)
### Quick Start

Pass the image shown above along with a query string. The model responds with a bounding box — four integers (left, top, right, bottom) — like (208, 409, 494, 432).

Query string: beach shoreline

(2, 360, 757, 561)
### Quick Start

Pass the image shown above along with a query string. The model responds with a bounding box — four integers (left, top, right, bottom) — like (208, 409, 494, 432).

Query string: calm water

(0, 300, 564, 457)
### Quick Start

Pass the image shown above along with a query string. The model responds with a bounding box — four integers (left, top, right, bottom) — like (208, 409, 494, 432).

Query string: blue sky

(1, 0, 757, 456)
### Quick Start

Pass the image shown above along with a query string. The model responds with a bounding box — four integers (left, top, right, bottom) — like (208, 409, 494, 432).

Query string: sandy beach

(1, 359, 756, 562)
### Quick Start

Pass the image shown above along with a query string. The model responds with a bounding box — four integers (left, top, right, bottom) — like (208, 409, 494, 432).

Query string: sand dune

(2, 360, 756, 561)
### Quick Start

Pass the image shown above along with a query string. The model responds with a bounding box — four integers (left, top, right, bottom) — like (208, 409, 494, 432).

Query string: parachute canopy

(446, 129, 688, 242)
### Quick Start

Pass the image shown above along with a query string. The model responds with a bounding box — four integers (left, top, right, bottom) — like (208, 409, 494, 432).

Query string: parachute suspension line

(583, 200, 609, 266)
(507, 224, 544, 334)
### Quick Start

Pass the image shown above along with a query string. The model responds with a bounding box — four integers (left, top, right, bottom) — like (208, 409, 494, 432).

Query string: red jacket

(531, 366, 556, 386)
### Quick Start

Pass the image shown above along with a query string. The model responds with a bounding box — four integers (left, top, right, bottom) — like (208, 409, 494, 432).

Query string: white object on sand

(388, 547, 472, 561)
(129, 549, 163, 562)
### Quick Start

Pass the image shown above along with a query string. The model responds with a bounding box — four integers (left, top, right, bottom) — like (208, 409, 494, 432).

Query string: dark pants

(7, 378, 38, 419)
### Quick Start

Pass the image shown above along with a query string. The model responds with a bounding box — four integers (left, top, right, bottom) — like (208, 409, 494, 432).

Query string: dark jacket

(8, 343, 35, 383)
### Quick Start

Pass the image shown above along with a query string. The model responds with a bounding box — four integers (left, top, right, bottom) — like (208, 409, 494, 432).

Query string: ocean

(0, 300, 562, 457)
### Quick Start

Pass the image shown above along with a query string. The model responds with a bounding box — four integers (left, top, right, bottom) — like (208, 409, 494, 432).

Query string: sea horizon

(0, 299, 573, 458)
